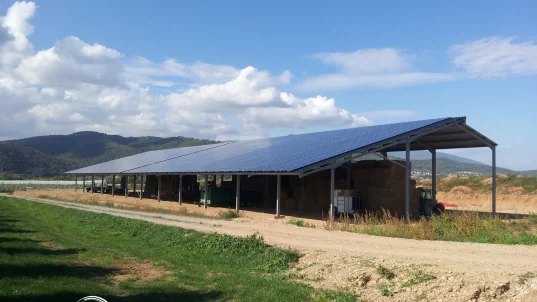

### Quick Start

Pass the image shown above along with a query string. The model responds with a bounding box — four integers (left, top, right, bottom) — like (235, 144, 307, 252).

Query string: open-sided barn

(66, 117, 497, 221)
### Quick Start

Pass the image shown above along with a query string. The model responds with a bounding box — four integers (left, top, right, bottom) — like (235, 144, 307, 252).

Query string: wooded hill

(0, 132, 217, 177)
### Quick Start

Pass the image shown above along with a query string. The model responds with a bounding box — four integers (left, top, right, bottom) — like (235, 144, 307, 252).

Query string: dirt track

(5, 194, 537, 302)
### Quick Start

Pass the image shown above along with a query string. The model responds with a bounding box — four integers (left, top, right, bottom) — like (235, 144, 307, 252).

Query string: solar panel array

(66, 143, 228, 174)
(67, 117, 456, 175)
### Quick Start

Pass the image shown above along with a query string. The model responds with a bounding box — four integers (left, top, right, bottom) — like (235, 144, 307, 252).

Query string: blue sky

(0, 1, 536, 170)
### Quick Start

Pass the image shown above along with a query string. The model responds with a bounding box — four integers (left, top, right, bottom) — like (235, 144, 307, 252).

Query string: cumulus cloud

(168, 66, 281, 110)
(0, 2, 369, 141)
(243, 92, 372, 128)
(0, 1, 35, 67)
(449, 37, 537, 77)
(15, 36, 124, 88)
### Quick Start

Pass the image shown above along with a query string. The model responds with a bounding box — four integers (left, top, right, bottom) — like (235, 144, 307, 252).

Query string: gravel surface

(5, 194, 537, 302)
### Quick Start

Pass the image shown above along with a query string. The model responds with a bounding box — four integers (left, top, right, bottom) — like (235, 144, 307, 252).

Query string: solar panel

(65, 143, 228, 174)
(123, 117, 452, 174)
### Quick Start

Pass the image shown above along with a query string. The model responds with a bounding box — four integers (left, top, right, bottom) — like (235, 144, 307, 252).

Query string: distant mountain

(519, 170, 537, 176)
(411, 158, 514, 178)
(390, 151, 531, 178)
(0, 132, 217, 177)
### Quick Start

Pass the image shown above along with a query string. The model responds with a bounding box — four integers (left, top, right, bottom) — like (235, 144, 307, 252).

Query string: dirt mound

(449, 185, 473, 194)
(481, 177, 493, 185)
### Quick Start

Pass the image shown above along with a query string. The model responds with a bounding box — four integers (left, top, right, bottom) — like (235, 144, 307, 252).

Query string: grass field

(0, 196, 356, 302)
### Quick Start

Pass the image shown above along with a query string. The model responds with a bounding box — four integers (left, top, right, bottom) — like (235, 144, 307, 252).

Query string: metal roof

(66, 116, 496, 176)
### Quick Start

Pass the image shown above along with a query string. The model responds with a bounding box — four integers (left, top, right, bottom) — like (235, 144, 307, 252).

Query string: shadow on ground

(0, 209, 224, 302)
(1, 290, 223, 302)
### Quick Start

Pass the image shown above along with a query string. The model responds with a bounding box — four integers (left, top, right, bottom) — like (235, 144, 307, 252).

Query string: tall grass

(325, 210, 537, 245)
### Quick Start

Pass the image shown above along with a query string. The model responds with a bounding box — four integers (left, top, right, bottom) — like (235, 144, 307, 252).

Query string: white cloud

(449, 37, 537, 77)
(124, 57, 240, 86)
(299, 48, 456, 91)
(15, 36, 124, 88)
(243, 92, 372, 128)
(299, 37, 537, 91)
(0, 1, 35, 67)
(168, 66, 281, 110)
(27, 103, 75, 122)
(297, 72, 454, 90)
(313, 48, 411, 74)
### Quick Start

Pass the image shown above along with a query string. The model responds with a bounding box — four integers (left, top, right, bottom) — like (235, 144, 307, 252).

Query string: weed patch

(378, 284, 394, 296)
(376, 265, 395, 279)
(217, 209, 240, 220)
(402, 270, 436, 287)
(287, 218, 315, 228)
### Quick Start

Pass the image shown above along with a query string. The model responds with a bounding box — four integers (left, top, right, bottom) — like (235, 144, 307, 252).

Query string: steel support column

(330, 166, 335, 217)
(112, 175, 115, 196)
(492, 146, 497, 214)
(83, 176, 86, 193)
(264, 175, 269, 208)
(178, 174, 182, 205)
(432, 149, 437, 203)
(157, 175, 161, 202)
(125, 176, 128, 198)
(91, 175, 94, 194)
(101, 175, 104, 194)
(236, 175, 241, 213)
(276, 175, 281, 217)
(204, 175, 208, 209)
(405, 139, 411, 223)
(75, 175, 78, 192)
(346, 163, 352, 189)
(139, 175, 143, 200)
(133, 176, 137, 194)
(301, 177, 304, 212)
